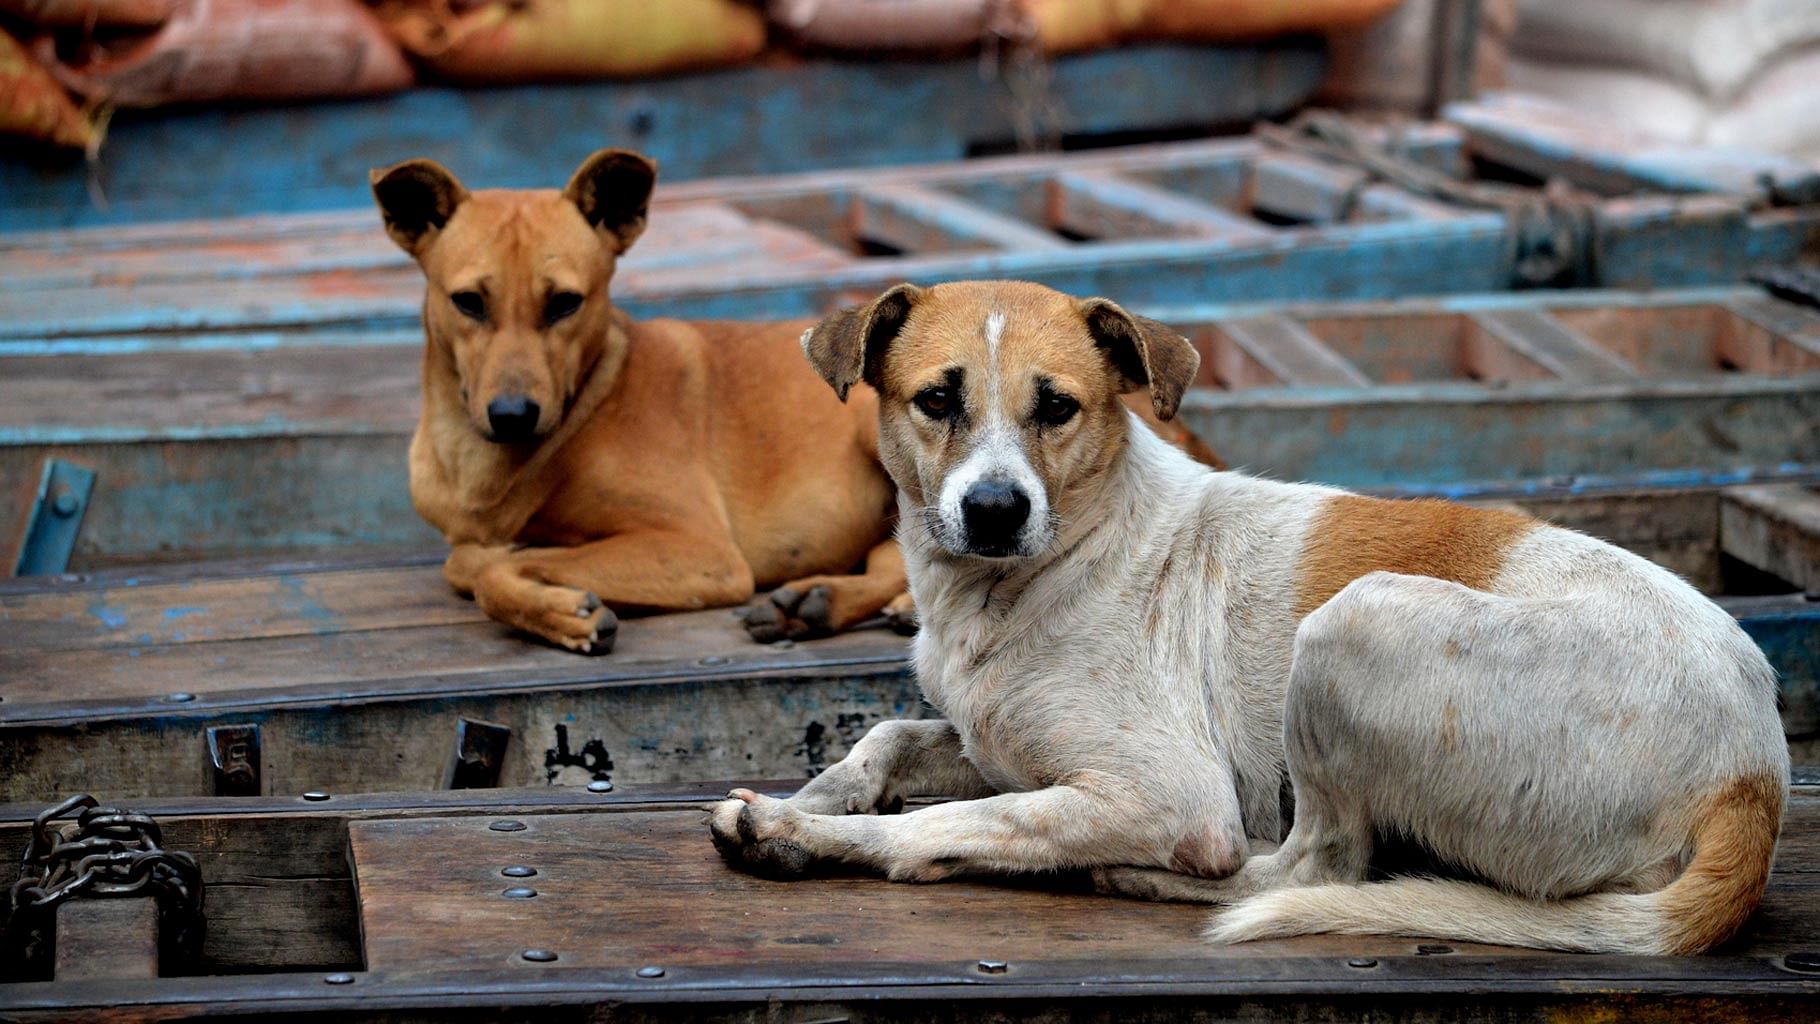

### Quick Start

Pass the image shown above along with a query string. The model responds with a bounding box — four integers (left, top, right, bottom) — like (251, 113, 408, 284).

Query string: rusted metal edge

(1, 954, 1816, 1015)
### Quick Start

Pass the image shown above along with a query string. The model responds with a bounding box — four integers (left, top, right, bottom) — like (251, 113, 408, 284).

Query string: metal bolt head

(1347, 957, 1378, 969)
(502, 886, 538, 899)
(1415, 944, 1453, 956)
(324, 972, 355, 985)
(521, 949, 558, 963)
(489, 820, 527, 832)
(501, 865, 537, 878)
(51, 491, 80, 517)
(773, 638, 795, 650)
(587, 779, 615, 793)
(636, 966, 666, 978)
(1784, 951, 1820, 974)
(301, 791, 331, 802)
(164, 691, 196, 704)
(698, 655, 730, 667)
(977, 960, 1008, 974)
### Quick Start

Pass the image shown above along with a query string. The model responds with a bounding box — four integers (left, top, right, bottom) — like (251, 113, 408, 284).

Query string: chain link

(3, 794, 204, 980)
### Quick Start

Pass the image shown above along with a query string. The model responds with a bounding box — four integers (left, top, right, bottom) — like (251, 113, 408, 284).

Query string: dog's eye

(914, 387, 956, 419)
(1035, 391, 1079, 427)
(544, 291, 584, 326)
(450, 290, 487, 322)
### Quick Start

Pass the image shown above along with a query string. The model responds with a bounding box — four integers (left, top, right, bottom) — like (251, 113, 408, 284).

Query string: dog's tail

(1209, 775, 1783, 954)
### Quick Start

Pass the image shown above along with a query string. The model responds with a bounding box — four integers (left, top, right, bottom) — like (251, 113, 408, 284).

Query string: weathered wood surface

(1, 780, 1815, 1020)
(5, 286, 1817, 567)
(1, 478, 1816, 802)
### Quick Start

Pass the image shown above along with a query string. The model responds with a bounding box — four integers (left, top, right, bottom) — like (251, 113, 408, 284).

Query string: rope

(1258, 111, 1605, 289)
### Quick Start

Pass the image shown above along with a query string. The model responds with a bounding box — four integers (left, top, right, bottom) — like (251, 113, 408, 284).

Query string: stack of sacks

(369, 0, 767, 83)
(1, 0, 413, 149)
(1507, 0, 1820, 161)
(771, 0, 1403, 53)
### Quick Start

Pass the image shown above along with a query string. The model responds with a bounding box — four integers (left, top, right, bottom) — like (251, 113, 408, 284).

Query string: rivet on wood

(977, 960, 1008, 974)
(501, 866, 537, 878)
(1347, 957, 1378, 969)
(522, 949, 558, 963)
(636, 966, 666, 978)
(502, 886, 538, 899)
(699, 655, 730, 666)
(489, 820, 527, 832)
(301, 791, 331, 802)
(587, 779, 614, 793)
(164, 692, 196, 703)
(324, 973, 355, 985)
(1415, 944, 1453, 956)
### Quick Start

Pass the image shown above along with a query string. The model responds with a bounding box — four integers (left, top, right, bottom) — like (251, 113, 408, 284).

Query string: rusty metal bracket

(12, 458, 95, 576)
(445, 718, 512, 789)
(207, 725, 263, 797)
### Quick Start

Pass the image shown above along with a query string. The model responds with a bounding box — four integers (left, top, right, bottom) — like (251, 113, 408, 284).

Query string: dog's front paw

(488, 582, 618, 654)
(883, 592, 918, 635)
(708, 789, 816, 879)
(740, 585, 834, 643)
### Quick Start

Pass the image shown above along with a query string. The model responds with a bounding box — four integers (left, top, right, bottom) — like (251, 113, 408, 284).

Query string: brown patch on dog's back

(1294, 495, 1539, 617)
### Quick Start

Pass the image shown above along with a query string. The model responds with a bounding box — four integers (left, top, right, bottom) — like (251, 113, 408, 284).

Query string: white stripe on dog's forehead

(984, 310, 1005, 358)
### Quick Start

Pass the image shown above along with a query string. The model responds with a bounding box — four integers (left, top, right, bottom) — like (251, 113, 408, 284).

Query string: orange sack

(0, 26, 92, 149)
(36, 0, 413, 107)
(0, 0, 177, 28)
(1026, 0, 1403, 53)
(374, 0, 768, 83)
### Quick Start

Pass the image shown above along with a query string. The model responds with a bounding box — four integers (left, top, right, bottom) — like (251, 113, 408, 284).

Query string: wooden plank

(849, 184, 1067, 254)
(1723, 487, 1820, 594)
(54, 900, 159, 981)
(349, 796, 1820, 974)
(0, 42, 1327, 231)
(1215, 316, 1372, 387)
(1046, 170, 1274, 243)
(1467, 309, 1639, 383)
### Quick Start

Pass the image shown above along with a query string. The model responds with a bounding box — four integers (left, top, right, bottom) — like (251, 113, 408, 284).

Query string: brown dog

(372, 149, 1217, 652)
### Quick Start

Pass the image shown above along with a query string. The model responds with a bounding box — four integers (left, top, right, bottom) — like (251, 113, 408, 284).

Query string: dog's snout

(960, 479, 1031, 555)
(486, 394, 542, 443)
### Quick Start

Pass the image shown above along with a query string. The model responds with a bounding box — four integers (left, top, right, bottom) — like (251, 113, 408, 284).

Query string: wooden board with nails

(1, 471, 1816, 804)
(0, 779, 1817, 1020)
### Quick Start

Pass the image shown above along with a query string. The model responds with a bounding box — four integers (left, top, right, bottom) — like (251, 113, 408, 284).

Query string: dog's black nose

(960, 479, 1031, 555)
(486, 395, 541, 442)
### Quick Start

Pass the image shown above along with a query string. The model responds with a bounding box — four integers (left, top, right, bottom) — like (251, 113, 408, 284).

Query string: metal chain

(3, 794, 205, 980)
(1258, 110, 1605, 289)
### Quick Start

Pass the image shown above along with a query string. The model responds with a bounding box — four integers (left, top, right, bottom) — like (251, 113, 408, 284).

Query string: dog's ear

(1079, 298, 1199, 421)
(370, 159, 469, 257)
(564, 149, 657, 255)
(801, 283, 924, 402)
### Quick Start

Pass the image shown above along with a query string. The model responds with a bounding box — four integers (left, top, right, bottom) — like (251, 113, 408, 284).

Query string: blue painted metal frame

(10, 459, 94, 577)
(0, 41, 1326, 231)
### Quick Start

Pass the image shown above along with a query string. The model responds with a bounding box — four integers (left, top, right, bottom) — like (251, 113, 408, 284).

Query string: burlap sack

(0, 25, 92, 148)
(374, 0, 766, 83)
(768, 0, 1016, 52)
(38, 0, 413, 108)
(1026, 0, 1402, 53)
(0, 0, 176, 28)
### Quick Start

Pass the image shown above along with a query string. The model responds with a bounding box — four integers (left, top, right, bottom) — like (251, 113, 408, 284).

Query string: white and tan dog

(709, 280, 1790, 954)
